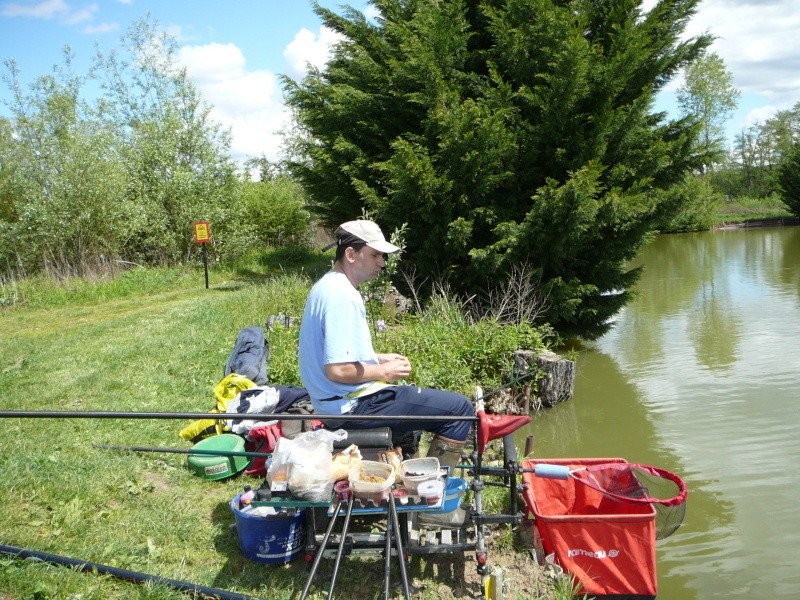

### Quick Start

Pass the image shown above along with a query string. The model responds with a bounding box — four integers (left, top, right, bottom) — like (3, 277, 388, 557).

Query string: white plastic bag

(267, 429, 348, 501)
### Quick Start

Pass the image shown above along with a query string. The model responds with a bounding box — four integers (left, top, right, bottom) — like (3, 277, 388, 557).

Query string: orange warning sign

(193, 221, 211, 243)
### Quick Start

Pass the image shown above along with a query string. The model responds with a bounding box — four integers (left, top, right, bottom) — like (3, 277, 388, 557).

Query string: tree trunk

(514, 350, 575, 408)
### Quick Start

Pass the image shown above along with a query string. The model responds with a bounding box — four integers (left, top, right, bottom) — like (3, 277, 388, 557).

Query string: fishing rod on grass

(92, 443, 275, 459)
(1, 411, 477, 463)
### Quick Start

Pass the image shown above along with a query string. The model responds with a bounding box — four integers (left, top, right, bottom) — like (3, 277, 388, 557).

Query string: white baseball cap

(335, 220, 400, 253)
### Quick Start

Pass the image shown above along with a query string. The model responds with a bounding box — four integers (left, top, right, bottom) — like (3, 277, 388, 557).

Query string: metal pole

(383, 498, 392, 600)
(327, 493, 355, 599)
(300, 497, 344, 600)
(0, 410, 475, 422)
(389, 492, 412, 600)
(202, 243, 209, 289)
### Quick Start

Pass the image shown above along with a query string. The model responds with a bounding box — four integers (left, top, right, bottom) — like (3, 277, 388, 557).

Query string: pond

(524, 226, 800, 599)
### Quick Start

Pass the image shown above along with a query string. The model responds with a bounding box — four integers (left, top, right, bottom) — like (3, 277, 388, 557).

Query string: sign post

(193, 221, 211, 289)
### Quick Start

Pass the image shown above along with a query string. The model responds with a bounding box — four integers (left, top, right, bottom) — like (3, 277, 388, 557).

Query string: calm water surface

(524, 226, 800, 599)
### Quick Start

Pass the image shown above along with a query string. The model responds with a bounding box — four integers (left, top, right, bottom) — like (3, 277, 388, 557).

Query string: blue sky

(2, 0, 799, 163)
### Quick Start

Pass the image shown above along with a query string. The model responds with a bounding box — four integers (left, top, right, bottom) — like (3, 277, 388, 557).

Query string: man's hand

(378, 354, 411, 382)
(325, 354, 411, 384)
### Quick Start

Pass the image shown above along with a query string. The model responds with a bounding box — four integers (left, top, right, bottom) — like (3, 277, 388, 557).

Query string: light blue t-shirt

(298, 271, 379, 414)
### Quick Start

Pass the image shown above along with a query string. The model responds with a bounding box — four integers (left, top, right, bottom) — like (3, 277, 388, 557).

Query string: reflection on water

(522, 227, 800, 599)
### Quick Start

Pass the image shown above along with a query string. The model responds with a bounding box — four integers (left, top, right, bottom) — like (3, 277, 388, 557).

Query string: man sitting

(298, 219, 475, 527)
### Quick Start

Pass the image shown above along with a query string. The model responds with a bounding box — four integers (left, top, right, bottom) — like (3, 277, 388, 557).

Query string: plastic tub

(229, 495, 305, 564)
(421, 477, 467, 513)
(441, 477, 467, 512)
(398, 457, 440, 494)
(187, 434, 249, 481)
(349, 460, 395, 504)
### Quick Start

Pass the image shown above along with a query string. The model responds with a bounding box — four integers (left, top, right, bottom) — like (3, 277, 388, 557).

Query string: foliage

(727, 101, 800, 199)
(93, 16, 238, 265)
(0, 51, 133, 275)
(283, 0, 712, 339)
(716, 192, 792, 223)
(777, 142, 800, 217)
(1, 16, 286, 277)
(657, 174, 723, 232)
(224, 176, 313, 259)
(676, 51, 740, 173)
(380, 293, 550, 396)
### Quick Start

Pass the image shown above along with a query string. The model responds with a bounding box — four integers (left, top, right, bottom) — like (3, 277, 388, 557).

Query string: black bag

(224, 326, 269, 385)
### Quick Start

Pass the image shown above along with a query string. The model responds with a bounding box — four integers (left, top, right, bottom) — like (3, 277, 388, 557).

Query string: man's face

(351, 246, 386, 285)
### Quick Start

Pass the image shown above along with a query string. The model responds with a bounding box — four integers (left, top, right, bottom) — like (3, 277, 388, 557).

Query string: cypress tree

(283, 0, 711, 339)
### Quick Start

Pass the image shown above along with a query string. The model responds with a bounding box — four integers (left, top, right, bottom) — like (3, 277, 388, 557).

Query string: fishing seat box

(521, 458, 658, 599)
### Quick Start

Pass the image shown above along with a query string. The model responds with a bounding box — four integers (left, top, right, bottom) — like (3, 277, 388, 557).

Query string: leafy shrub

(378, 294, 548, 397)
(657, 175, 723, 232)
(778, 143, 800, 218)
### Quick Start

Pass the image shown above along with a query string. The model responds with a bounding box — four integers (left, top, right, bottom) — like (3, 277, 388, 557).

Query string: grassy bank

(715, 194, 795, 225)
(0, 255, 561, 600)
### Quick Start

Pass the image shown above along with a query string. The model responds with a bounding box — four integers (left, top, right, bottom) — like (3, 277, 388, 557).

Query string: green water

(522, 226, 800, 599)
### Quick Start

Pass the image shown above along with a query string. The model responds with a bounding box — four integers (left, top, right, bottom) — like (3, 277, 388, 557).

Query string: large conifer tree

(283, 0, 711, 339)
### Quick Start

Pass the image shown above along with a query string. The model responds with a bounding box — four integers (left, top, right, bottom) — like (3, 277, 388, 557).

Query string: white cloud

(179, 42, 289, 162)
(176, 24, 345, 163)
(742, 104, 780, 130)
(283, 25, 343, 79)
(2, 0, 116, 36)
(1, 0, 69, 18)
(684, 1, 800, 107)
(83, 21, 118, 35)
(64, 2, 96, 25)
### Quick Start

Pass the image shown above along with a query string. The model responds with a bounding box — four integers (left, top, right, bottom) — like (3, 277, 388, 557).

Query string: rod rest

(334, 427, 393, 449)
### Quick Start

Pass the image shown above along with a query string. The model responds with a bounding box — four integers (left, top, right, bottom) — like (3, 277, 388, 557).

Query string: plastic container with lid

(417, 479, 444, 505)
(398, 457, 440, 494)
(349, 460, 395, 504)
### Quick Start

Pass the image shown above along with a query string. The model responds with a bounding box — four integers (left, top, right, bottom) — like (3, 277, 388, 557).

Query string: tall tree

(283, 0, 711, 339)
(777, 141, 800, 217)
(0, 51, 131, 274)
(677, 51, 740, 172)
(0, 17, 240, 274)
(94, 16, 237, 264)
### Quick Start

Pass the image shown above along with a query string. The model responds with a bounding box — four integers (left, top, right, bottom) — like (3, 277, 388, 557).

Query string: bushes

(376, 293, 549, 397)
(219, 178, 313, 261)
(658, 174, 724, 232)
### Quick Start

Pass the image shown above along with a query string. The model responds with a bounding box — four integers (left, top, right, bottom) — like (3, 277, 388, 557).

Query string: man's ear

(344, 245, 358, 263)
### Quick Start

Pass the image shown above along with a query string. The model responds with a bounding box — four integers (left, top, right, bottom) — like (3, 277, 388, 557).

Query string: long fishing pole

(0, 410, 476, 421)
(93, 443, 273, 459)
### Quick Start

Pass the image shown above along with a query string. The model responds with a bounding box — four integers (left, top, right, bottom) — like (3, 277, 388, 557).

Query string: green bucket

(187, 434, 249, 481)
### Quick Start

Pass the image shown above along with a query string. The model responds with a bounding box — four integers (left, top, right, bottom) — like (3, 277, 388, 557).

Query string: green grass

(0, 267, 315, 598)
(716, 193, 795, 224)
(0, 256, 565, 600)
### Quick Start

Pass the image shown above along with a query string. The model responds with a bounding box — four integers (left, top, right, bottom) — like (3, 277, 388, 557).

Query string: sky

(1, 0, 800, 165)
